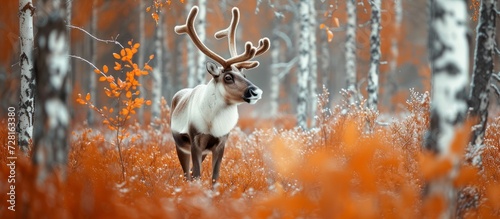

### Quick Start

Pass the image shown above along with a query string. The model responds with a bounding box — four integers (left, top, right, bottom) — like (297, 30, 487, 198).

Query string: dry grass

(1, 91, 500, 218)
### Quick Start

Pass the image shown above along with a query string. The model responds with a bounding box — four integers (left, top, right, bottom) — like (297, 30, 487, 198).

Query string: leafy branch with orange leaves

(77, 40, 153, 180)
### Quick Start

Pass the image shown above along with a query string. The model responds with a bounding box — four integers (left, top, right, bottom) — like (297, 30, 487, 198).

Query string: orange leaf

(333, 17, 340, 27)
(103, 65, 109, 73)
(99, 76, 106, 82)
(327, 30, 334, 42)
(152, 12, 159, 24)
(126, 91, 132, 98)
(109, 108, 114, 113)
(133, 43, 140, 49)
(85, 93, 91, 101)
(149, 54, 154, 60)
(146, 100, 152, 106)
(93, 69, 101, 74)
(146, 6, 151, 12)
(113, 53, 121, 59)
(319, 23, 326, 29)
(120, 49, 126, 56)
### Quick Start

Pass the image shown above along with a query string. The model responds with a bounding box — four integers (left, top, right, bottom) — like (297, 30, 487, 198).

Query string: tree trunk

(33, 0, 71, 180)
(137, 0, 145, 123)
(152, 11, 163, 119)
(18, 0, 35, 153)
(468, 0, 497, 167)
(186, 0, 197, 88)
(162, 15, 170, 101)
(425, 0, 469, 217)
(196, 0, 207, 85)
(297, 0, 310, 129)
(88, 0, 97, 125)
(270, 21, 281, 116)
(345, 0, 358, 105)
(388, 0, 402, 106)
(308, 0, 318, 127)
(367, 0, 381, 111)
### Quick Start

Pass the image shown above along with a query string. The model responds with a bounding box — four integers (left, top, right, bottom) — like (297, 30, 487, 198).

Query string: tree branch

(67, 24, 124, 49)
(491, 84, 500, 98)
(492, 73, 500, 82)
(69, 54, 117, 86)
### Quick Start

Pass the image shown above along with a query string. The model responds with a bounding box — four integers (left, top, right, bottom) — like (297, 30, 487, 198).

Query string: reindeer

(171, 6, 270, 183)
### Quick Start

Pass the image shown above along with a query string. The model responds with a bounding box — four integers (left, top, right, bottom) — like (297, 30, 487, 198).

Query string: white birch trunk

(388, 0, 402, 108)
(270, 29, 280, 116)
(367, 0, 381, 111)
(88, 0, 97, 125)
(345, 0, 358, 105)
(137, 0, 145, 123)
(34, 0, 70, 179)
(18, 0, 35, 152)
(297, 0, 310, 129)
(308, 0, 318, 127)
(152, 11, 163, 118)
(196, 0, 207, 85)
(186, 0, 197, 88)
(468, 0, 497, 167)
(425, 0, 469, 217)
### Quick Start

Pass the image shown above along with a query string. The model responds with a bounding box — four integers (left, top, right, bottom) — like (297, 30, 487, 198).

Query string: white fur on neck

(171, 79, 239, 137)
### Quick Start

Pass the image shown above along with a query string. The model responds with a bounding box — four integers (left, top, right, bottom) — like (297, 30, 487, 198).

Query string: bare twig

(69, 54, 117, 86)
(67, 24, 124, 49)
(271, 56, 298, 79)
(491, 84, 500, 98)
(492, 73, 500, 82)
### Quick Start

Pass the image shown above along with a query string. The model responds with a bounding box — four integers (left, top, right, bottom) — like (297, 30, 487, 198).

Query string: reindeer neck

(196, 79, 239, 137)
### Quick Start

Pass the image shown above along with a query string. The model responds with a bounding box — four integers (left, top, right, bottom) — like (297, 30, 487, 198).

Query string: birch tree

(186, 0, 197, 88)
(137, 0, 145, 123)
(468, 0, 497, 167)
(18, 0, 36, 152)
(308, 0, 318, 127)
(88, 0, 98, 125)
(195, 0, 206, 85)
(152, 11, 163, 118)
(367, 0, 381, 110)
(269, 20, 281, 116)
(425, 0, 469, 217)
(345, 0, 358, 105)
(388, 0, 402, 97)
(297, 0, 310, 129)
(33, 0, 71, 179)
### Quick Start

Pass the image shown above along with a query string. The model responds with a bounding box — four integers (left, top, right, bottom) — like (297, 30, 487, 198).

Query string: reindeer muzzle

(243, 86, 263, 104)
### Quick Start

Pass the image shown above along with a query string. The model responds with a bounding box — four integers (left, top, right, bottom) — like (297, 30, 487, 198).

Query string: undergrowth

(1, 89, 500, 218)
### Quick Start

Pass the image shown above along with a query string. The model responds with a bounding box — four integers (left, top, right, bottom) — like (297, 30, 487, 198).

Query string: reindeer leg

(211, 138, 227, 184)
(175, 145, 191, 180)
(191, 134, 206, 180)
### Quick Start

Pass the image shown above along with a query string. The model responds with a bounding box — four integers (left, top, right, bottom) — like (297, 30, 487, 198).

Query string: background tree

(195, 0, 206, 85)
(297, 0, 310, 129)
(152, 11, 163, 118)
(345, 0, 358, 105)
(33, 0, 71, 180)
(425, 0, 469, 217)
(18, 0, 35, 152)
(367, 0, 381, 110)
(308, 0, 318, 127)
(137, 0, 146, 123)
(186, 0, 197, 88)
(88, 0, 98, 125)
(467, 0, 497, 167)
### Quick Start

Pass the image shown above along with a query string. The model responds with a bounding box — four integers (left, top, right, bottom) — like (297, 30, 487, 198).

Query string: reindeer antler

(176, 6, 264, 70)
(214, 7, 270, 70)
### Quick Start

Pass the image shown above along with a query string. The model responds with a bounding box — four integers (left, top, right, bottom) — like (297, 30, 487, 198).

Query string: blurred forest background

(1, 0, 497, 120)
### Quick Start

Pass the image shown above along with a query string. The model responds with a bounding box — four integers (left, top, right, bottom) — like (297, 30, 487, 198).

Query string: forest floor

(1, 90, 500, 218)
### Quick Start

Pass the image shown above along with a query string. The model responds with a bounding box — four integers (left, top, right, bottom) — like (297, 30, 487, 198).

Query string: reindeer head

(175, 6, 270, 105)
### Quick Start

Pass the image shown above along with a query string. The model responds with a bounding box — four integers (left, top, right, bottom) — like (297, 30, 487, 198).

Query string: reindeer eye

(224, 74, 233, 83)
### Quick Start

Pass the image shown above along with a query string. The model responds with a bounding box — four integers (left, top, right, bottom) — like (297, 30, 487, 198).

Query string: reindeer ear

(206, 61, 221, 77)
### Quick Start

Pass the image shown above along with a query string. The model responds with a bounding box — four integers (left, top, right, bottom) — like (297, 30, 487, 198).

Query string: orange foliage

(1, 89, 500, 218)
